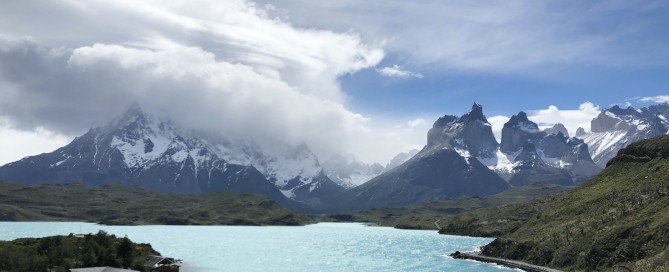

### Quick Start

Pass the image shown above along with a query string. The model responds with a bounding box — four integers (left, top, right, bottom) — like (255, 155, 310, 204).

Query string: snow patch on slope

(215, 144, 252, 166)
(479, 150, 520, 172)
(582, 130, 627, 159)
(538, 150, 571, 168)
(453, 147, 471, 162)
(259, 149, 322, 187)
(517, 122, 540, 133)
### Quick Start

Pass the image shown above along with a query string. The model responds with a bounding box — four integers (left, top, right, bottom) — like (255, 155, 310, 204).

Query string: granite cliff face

(427, 103, 500, 161)
(500, 112, 545, 154)
(543, 123, 569, 137)
(489, 112, 600, 186)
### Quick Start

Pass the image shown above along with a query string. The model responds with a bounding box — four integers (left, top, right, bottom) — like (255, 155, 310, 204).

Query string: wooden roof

(70, 267, 139, 272)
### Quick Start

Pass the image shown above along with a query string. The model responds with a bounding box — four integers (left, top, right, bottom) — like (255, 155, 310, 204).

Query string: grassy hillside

(441, 135, 669, 271)
(0, 182, 314, 226)
(0, 231, 158, 272)
(437, 197, 547, 237)
(327, 182, 568, 230)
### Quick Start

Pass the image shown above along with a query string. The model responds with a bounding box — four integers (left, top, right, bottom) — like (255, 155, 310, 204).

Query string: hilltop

(329, 182, 568, 230)
(0, 182, 314, 226)
(440, 135, 669, 271)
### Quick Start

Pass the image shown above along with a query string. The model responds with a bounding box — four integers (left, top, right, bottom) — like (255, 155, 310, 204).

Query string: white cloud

(0, 0, 385, 102)
(527, 102, 601, 136)
(405, 118, 428, 128)
(488, 103, 600, 142)
(257, 0, 668, 74)
(374, 117, 432, 158)
(0, 0, 403, 164)
(377, 65, 423, 79)
(488, 115, 510, 142)
(1, 0, 647, 166)
(0, 119, 71, 165)
(638, 95, 669, 103)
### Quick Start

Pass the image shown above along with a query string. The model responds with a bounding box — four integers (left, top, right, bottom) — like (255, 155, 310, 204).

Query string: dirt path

(451, 251, 564, 272)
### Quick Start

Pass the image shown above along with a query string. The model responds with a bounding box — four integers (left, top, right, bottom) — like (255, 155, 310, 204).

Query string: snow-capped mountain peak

(322, 153, 385, 188)
(485, 111, 601, 186)
(0, 103, 343, 209)
(544, 123, 569, 137)
(581, 104, 669, 167)
(385, 149, 419, 170)
(427, 103, 499, 160)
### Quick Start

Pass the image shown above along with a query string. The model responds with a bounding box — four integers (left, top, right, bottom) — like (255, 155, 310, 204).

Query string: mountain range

(334, 103, 600, 211)
(1, 102, 668, 212)
(339, 102, 669, 211)
(321, 154, 385, 189)
(0, 103, 341, 211)
(494, 111, 600, 186)
(322, 150, 419, 189)
(579, 104, 669, 168)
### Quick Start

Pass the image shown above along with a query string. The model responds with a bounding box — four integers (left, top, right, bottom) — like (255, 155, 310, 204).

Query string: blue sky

(342, 65, 669, 119)
(0, 0, 667, 164)
(314, 0, 669, 119)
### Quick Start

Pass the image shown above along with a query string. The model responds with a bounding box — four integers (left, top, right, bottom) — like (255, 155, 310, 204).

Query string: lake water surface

(0, 222, 517, 271)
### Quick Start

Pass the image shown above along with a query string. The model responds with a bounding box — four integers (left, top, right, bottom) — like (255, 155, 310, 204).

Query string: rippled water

(0, 222, 517, 271)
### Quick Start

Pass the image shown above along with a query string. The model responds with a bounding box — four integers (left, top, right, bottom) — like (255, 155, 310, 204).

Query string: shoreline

(451, 251, 563, 272)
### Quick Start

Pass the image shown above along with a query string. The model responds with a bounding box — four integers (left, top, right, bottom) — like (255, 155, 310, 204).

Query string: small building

(70, 267, 139, 272)
(145, 255, 181, 272)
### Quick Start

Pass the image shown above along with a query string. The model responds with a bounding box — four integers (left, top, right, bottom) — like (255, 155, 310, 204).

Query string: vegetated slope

(442, 135, 669, 271)
(0, 182, 314, 226)
(329, 182, 568, 230)
(438, 197, 549, 238)
(0, 231, 158, 272)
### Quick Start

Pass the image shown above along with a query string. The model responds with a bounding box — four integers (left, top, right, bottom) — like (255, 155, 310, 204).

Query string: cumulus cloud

(0, 0, 401, 164)
(376, 65, 423, 79)
(638, 95, 669, 103)
(527, 102, 601, 136)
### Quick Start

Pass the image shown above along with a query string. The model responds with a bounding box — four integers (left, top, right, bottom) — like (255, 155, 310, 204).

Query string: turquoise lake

(0, 222, 518, 271)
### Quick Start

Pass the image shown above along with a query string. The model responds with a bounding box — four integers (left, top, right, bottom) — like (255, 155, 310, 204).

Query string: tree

(117, 236, 134, 268)
(81, 249, 97, 267)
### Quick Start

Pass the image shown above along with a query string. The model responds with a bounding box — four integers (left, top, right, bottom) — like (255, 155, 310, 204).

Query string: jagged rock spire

(461, 102, 487, 122)
(544, 123, 569, 137)
(505, 111, 531, 127)
(115, 102, 146, 128)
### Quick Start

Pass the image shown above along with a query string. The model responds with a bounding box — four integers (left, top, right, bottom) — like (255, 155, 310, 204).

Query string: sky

(0, 0, 668, 165)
